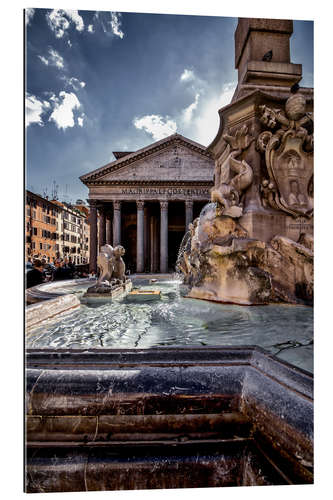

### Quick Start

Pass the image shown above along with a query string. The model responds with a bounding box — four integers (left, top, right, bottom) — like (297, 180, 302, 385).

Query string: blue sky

(25, 9, 313, 202)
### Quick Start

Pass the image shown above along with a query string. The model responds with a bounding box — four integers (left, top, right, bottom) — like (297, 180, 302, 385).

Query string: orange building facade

(25, 191, 60, 263)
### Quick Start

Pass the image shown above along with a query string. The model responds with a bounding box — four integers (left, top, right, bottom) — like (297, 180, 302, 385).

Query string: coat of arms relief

(256, 94, 313, 218)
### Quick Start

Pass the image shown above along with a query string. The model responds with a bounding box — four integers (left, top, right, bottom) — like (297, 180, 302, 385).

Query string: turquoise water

(26, 279, 313, 373)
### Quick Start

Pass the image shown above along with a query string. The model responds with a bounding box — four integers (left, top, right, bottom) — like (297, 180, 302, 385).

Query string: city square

(24, 8, 313, 494)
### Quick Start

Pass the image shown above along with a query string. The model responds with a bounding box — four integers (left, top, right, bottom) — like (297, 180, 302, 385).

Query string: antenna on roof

(51, 180, 59, 200)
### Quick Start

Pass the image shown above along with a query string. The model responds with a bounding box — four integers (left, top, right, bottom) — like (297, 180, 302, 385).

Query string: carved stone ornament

(211, 125, 254, 218)
(257, 94, 313, 218)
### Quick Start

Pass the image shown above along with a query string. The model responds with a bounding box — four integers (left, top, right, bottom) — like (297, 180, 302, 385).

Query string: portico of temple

(80, 133, 214, 273)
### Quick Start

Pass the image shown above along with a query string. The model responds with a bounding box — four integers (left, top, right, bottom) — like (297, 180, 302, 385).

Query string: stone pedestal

(240, 211, 313, 243)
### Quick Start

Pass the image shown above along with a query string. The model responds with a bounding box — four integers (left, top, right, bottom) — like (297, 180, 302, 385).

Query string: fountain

(25, 17, 314, 493)
(178, 94, 313, 306)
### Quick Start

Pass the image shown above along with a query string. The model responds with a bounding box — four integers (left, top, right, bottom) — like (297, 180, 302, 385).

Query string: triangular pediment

(80, 134, 213, 185)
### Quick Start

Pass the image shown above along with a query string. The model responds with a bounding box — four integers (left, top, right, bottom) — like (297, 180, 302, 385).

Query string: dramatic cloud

(180, 69, 195, 83)
(25, 8, 35, 25)
(93, 11, 124, 38)
(110, 12, 124, 39)
(38, 48, 64, 69)
(25, 93, 50, 127)
(46, 9, 84, 38)
(191, 82, 237, 146)
(182, 93, 200, 124)
(133, 114, 177, 141)
(48, 91, 81, 130)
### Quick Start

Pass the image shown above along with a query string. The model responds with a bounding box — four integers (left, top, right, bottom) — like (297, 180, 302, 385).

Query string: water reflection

(26, 280, 313, 372)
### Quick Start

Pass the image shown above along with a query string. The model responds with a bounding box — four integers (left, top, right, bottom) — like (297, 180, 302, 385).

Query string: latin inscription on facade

(121, 187, 210, 196)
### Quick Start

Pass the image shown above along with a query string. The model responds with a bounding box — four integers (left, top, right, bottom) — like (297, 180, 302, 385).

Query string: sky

(25, 8, 314, 203)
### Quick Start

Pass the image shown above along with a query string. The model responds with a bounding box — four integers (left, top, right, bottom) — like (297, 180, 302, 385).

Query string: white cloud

(37, 55, 49, 66)
(62, 76, 86, 91)
(49, 91, 81, 130)
(46, 9, 84, 38)
(133, 114, 177, 141)
(180, 69, 195, 83)
(92, 12, 124, 38)
(78, 114, 85, 127)
(38, 48, 64, 69)
(182, 93, 200, 124)
(25, 8, 35, 25)
(191, 82, 236, 146)
(25, 93, 49, 127)
(110, 12, 124, 39)
(67, 40, 72, 47)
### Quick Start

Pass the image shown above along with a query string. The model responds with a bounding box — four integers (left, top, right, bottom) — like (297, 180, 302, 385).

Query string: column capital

(185, 199, 193, 208)
(136, 200, 145, 210)
(160, 200, 168, 210)
(113, 200, 121, 210)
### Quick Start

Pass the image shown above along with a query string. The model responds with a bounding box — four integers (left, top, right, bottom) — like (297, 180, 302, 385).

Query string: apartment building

(52, 200, 89, 265)
(25, 191, 60, 262)
(26, 191, 90, 265)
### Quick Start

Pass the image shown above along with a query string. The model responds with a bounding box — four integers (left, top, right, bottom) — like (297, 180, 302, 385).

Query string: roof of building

(112, 151, 134, 160)
(80, 133, 212, 184)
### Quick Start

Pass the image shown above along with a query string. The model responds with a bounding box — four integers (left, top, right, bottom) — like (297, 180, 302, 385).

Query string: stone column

(113, 201, 121, 246)
(98, 208, 106, 248)
(160, 200, 168, 273)
(106, 216, 112, 245)
(144, 205, 149, 272)
(136, 201, 145, 273)
(89, 201, 98, 274)
(185, 200, 193, 231)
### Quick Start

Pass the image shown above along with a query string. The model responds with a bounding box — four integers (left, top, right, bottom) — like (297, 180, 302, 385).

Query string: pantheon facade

(80, 133, 214, 273)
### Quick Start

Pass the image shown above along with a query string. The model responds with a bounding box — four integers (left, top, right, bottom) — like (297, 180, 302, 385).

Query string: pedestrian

(26, 259, 45, 289)
(52, 259, 66, 281)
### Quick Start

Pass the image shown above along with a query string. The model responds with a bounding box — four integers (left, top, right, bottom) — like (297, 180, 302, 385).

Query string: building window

(32, 242, 36, 249)
(33, 227, 38, 236)
(40, 243, 42, 250)
(26, 207, 31, 216)
(32, 210, 37, 219)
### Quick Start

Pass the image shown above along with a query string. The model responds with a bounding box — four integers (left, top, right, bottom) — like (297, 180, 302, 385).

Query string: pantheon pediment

(80, 133, 214, 185)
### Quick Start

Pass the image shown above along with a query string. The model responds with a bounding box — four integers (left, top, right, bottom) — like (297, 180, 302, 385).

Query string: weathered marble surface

(178, 203, 313, 305)
(26, 294, 80, 330)
(25, 347, 313, 492)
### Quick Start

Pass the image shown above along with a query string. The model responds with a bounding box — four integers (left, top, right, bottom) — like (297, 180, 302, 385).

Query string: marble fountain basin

(25, 278, 313, 492)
